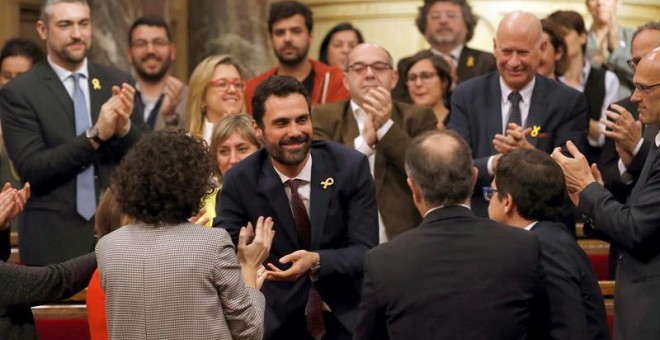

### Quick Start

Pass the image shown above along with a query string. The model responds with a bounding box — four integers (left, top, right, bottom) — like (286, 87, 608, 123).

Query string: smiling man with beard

(0, 0, 142, 265)
(243, 1, 349, 114)
(127, 16, 186, 131)
(215, 75, 378, 340)
(313, 43, 437, 242)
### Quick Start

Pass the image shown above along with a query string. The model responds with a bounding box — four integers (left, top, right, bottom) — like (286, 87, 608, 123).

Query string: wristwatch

(86, 126, 103, 145)
(309, 257, 321, 282)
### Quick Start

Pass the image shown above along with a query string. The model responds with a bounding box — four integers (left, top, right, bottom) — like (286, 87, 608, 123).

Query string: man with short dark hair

(489, 149, 609, 340)
(393, 0, 496, 102)
(448, 11, 588, 219)
(127, 16, 186, 130)
(0, 0, 142, 265)
(354, 130, 549, 339)
(313, 43, 437, 241)
(243, 0, 349, 114)
(553, 48, 660, 340)
(215, 75, 377, 339)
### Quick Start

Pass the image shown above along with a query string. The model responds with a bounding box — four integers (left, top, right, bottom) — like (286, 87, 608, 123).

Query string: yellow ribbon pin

(321, 177, 334, 189)
(92, 78, 101, 90)
(466, 56, 474, 68)
(531, 125, 541, 137)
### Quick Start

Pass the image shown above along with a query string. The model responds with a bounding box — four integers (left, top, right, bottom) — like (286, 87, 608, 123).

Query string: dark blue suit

(215, 140, 378, 339)
(448, 72, 589, 216)
(531, 221, 610, 340)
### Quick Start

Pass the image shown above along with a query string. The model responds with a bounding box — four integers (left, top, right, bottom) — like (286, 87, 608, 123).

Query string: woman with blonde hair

(199, 114, 261, 226)
(184, 54, 246, 143)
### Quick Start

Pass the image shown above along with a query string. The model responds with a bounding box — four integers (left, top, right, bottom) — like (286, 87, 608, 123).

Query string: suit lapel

(487, 74, 503, 151)
(39, 62, 74, 123)
(341, 103, 360, 144)
(258, 156, 300, 248)
(87, 63, 112, 124)
(309, 148, 331, 250)
(374, 103, 402, 191)
(526, 76, 547, 148)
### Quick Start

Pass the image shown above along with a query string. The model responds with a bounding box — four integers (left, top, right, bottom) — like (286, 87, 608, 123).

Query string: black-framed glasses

(407, 71, 438, 84)
(346, 62, 392, 75)
(626, 57, 640, 71)
(482, 186, 498, 201)
(633, 82, 660, 94)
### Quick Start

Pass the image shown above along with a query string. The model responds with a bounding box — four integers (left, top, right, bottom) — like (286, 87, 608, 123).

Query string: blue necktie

(72, 73, 96, 220)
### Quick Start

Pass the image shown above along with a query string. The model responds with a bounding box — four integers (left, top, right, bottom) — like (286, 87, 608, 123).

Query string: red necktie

(287, 179, 325, 340)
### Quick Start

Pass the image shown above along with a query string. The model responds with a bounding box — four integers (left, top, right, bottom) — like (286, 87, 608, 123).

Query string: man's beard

(275, 44, 309, 67)
(266, 133, 311, 166)
(134, 55, 172, 83)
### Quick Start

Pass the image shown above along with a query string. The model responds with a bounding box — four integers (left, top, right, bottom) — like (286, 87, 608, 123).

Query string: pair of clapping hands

(95, 84, 136, 143)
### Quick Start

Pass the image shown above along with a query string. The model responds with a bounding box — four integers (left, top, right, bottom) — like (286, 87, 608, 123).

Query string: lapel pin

(531, 125, 541, 137)
(321, 177, 334, 189)
(466, 56, 474, 68)
(92, 78, 101, 90)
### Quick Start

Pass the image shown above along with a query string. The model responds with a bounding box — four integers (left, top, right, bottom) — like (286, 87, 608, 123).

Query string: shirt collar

(48, 55, 88, 82)
(273, 153, 313, 184)
(424, 204, 471, 217)
(499, 76, 535, 105)
(431, 45, 463, 61)
(655, 132, 660, 148)
(524, 221, 538, 231)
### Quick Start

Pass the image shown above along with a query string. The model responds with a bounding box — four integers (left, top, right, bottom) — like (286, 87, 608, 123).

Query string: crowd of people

(0, 0, 659, 339)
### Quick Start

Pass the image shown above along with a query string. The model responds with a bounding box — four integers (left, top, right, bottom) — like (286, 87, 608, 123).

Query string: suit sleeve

(213, 230, 265, 340)
(598, 137, 650, 203)
(448, 89, 492, 188)
(579, 156, 660, 258)
(354, 251, 390, 340)
(317, 155, 378, 278)
(378, 106, 437, 174)
(0, 252, 95, 308)
(537, 237, 589, 340)
(0, 85, 97, 190)
(214, 173, 248, 245)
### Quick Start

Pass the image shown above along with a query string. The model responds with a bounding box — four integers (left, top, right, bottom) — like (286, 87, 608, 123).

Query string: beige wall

(307, 0, 660, 66)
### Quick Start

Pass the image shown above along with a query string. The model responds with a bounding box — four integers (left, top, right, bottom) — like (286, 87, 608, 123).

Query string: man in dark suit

(215, 75, 378, 340)
(489, 149, 609, 340)
(448, 11, 588, 218)
(594, 21, 660, 279)
(313, 43, 437, 241)
(0, 0, 142, 265)
(354, 130, 549, 340)
(393, 0, 496, 103)
(552, 49, 660, 340)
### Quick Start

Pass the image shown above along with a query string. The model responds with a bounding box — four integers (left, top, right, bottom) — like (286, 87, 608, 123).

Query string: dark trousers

(267, 308, 351, 340)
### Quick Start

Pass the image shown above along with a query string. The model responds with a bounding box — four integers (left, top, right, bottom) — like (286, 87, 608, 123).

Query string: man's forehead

(272, 15, 306, 30)
(48, 2, 90, 21)
(348, 46, 389, 64)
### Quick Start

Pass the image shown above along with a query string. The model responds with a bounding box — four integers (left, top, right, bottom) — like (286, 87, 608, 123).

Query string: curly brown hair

(111, 129, 215, 225)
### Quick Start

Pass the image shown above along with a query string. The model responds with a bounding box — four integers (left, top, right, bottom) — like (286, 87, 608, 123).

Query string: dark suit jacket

(448, 72, 589, 215)
(393, 46, 496, 103)
(354, 206, 549, 340)
(0, 252, 95, 340)
(312, 100, 436, 239)
(530, 221, 610, 340)
(0, 60, 142, 265)
(215, 141, 378, 338)
(579, 140, 660, 340)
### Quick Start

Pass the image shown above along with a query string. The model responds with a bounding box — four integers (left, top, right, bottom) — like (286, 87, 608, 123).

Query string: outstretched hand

(238, 216, 275, 289)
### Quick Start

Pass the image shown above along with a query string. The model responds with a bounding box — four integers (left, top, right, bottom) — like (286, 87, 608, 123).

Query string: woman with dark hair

(0, 38, 44, 87)
(539, 18, 569, 79)
(404, 50, 453, 129)
(96, 129, 273, 339)
(319, 22, 364, 69)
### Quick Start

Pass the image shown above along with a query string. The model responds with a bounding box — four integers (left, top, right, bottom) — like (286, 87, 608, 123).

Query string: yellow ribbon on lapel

(321, 177, 334, 189)
(466, 56, 474, 68)
(92, 78, 101, 90)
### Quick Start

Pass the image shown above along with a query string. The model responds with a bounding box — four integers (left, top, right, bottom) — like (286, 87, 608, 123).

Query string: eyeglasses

(482, 186, 499, 201)
(208, 79, 246, 91)
(130, 38, 171, 49)
(346, 62, 392, 75)
(407, 71, 438, 84)
(633, 82, 660, 94)
(626, 57, 640, 71)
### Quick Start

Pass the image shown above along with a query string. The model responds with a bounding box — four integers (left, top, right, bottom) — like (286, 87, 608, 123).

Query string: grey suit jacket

(0, 60, 143, 265)
(312, 100, 437, 239)
(579, 141, 660, 340)
(96, 222, 265, 340)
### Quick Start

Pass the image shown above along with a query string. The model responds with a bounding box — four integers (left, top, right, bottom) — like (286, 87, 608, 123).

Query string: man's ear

(36, 20, 48, 41)
(407, 177, 421, 205)
(503, 194, 515, 215)
(252, 119, 264, 140)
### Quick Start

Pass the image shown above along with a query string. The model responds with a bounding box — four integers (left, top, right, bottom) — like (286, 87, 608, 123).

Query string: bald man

(313, 43, 437, 242)
(448, 11, 589, 219)
(553, 48, 660, 340)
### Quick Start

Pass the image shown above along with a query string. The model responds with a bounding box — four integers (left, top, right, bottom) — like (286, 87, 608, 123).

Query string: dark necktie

(71, 73, 96, 220)
(507, 91, 522, 127)
(286, 179, 324, 340)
